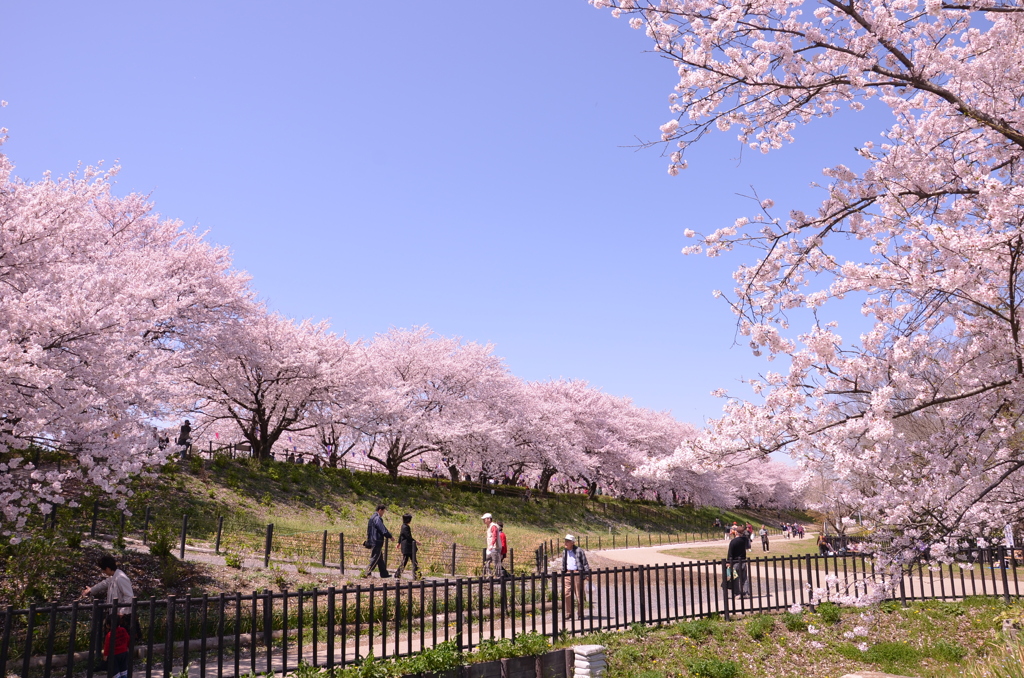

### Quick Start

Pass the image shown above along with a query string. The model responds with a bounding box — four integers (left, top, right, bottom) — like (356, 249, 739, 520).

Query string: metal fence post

(455, 579, 464, 652)
(179, 514, 188, 559)
(339, 533, 345, 574)
(327, 587, 336, 669)
(1000, 546, 1012, 604)
(215, 516, 224, 554)
(638, 565, 647, 624)
(451, 543, 457, 576)
(321, 530, 328, 567)
(550, 571, 559, 641)
(264, 524, 274, 567)
(91, 499, 100, 538)
(142, 507, 151, 544)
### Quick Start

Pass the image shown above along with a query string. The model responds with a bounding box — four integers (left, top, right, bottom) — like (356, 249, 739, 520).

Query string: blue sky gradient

(2, 1, 890, 424)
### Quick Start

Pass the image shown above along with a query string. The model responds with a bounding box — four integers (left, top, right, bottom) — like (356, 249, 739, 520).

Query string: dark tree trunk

(538, 466, 557, 494)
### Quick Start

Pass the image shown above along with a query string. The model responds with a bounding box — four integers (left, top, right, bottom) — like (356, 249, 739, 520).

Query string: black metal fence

(2, 547, 1020, 678)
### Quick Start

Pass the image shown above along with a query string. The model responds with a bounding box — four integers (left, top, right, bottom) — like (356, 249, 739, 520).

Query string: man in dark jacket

(725, 527, 750, 597)
(561, 534, 590, 620)
(363, 504, 393, 578)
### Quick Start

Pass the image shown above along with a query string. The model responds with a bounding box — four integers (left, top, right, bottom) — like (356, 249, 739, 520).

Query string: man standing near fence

(561, 534, 590, 619)
(363, 504, 393, 578)
(482, 513, 502, 577)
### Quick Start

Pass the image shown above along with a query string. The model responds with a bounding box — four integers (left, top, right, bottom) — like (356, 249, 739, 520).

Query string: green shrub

(864, 641, 921, 669)
(629, 622, 651, 639)
(676, 617, 719, 640)
(474, 638, 516, 662)
(782, 612, 808, 632)
(684, 657, 741, 678)
(188, 457, 204, 474)
(817, 601, 842, 625)
(615, 647, 642, 664)
(933, 601, 966, 617)
(148, 524, 175, 560)
(746, 614, 774, 640)
(224, 553, 243, 569)
(356, 654, 393, 678)
(160, 558, 183, 588)
(928, 640, 968, 662)
(398, 641, 462, 675)
(513, 632, 550, 657)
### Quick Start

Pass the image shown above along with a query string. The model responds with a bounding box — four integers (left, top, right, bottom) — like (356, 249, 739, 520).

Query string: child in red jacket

(102, 618, 131, 678)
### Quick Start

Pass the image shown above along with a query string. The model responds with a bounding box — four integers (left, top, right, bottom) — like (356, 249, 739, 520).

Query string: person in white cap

(561, 534, 590, 619)
(482, 513, 503, 577)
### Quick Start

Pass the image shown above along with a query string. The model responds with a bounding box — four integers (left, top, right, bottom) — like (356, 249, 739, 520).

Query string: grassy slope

(579, 596, 1016, 678)
(0, 456, 810, 605)
(124, 457, 809, 557)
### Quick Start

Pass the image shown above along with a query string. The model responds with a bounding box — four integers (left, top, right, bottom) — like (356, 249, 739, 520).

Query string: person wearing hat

(482, 513, 503, 578)
(561, 534, 590, 620)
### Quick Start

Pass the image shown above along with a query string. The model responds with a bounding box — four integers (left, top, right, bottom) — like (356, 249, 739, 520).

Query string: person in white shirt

(561, 534, 590, 620)
(482, 513, 503, 578)
(83, 554, 136, 672)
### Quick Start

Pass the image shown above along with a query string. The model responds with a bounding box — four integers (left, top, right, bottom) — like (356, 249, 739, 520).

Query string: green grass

(113, 457, 799, 559)
(573, 598, 1014, 678)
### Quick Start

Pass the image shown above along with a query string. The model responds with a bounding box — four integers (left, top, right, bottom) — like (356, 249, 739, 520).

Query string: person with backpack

(362, 504, 393, 578)
(394, 513, 421, 580)
(498, 522, 508, 575)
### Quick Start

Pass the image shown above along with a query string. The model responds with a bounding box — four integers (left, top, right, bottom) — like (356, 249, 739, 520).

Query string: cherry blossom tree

(0, 144, 250, 533)
(182, 310, 353, 461)
(348, 327, 516, 479)
(592, 0, 1024, 556)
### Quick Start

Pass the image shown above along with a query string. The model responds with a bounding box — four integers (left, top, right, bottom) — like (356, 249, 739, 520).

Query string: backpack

(499, 531, 507, 556)
(363, 517, 374, 549)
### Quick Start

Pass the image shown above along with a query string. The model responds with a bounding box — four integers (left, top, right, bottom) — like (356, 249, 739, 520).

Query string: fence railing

(2, 547, 1020, 678)
(51, 495, 746, 579)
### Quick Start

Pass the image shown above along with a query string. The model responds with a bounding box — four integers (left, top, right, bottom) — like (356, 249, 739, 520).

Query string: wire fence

(2, 547, 1020, 678)
(44, 493, 762, 579)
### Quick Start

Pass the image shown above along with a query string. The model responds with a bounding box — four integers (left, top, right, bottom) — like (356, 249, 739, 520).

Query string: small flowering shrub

(782, 611, 808, 632)
(746, 614, 774, 640)
(816, 601, 842, 625)
(683, 658, 740, 678)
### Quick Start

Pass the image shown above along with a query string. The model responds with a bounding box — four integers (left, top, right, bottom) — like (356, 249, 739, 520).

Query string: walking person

(83, 554, 135, 672)
(394, 513, 421, 580)
(724, 527, 750, 598)
(498, 522, 509, 576)
(176, 420, 192, 458)
(362, 504, 393, 578)
(482, 513, 503, 577)
(759, 525, 770, 552)
(561, 534, 590, 619)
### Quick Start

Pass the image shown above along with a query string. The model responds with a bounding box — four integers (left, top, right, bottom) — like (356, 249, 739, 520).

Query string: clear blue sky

(2, 1, 885, 424)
